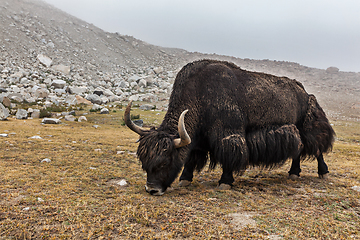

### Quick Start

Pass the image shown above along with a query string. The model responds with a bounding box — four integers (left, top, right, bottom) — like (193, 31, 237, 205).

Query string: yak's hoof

(288, 174, 300, 180)
(217, 183, 232, 190)
(319, 173, 329, 179)
(178, 180, 191, 187)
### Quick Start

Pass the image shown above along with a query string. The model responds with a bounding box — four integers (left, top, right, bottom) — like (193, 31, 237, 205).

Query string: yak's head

(124, 101, 191, 196)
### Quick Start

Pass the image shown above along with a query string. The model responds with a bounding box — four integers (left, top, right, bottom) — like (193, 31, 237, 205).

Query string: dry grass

(0, 107, 359, 239)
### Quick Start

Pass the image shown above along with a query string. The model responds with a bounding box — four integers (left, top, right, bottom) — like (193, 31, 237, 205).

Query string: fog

(43, 0, 360, 72)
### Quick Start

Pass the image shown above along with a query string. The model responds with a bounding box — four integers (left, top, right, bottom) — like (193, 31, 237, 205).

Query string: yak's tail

(300, 95, 335, 159)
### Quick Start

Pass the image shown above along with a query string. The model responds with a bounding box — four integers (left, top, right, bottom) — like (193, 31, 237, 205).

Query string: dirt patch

(227, 212, 257, 230)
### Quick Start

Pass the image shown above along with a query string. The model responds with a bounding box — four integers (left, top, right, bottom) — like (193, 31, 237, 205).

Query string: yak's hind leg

(317, 153, 329, 179)
(288, 156, 301, 180)
(179, 149, 208, 187)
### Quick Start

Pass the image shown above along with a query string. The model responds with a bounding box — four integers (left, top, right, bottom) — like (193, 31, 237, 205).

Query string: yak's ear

(173, 110, 191, 148)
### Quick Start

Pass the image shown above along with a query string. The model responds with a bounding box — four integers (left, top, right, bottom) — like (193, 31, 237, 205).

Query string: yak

(125, 59, 335, 196)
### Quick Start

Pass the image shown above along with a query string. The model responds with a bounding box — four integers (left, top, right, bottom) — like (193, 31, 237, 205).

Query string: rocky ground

(1, 0, 359, 121)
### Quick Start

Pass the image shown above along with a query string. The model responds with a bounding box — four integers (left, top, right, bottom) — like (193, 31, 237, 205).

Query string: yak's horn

(174, 110, 191, 148)
(124, 100, 147, 135)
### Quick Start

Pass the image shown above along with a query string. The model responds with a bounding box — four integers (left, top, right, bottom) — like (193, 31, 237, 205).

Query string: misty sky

(42, 0, 360, 72)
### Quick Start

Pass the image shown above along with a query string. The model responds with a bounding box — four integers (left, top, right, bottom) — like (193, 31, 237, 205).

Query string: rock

(29, 136, 42, 139)
(100, 108, 109, 114)
(51, 80, 67, 89)
(351, 186, 360, 192)
(37, 54, 53, 67)
(42, 118, 61, 124)
(41, 158, 51, 163)
(10, 71, 24, 79)
(130, 82, 138, 88)
(103, 89, 115, 97)
(31, 109, 40, 118)
(75, 95, 92, 105)
(0, 103, 10, 120)
(129, 95, 139, 102)
(34, 88, 49, 99)
(138, 79, 147, 88)
(153, 66, 164, 74)
(326, 66, 339, 74)
(8, 93, 24, 103)
(2, 96, 11, 108)
(118, 80, 129, 88)
(86, 94, 102, 104)
(92, 104, 101, 110)
(70, 86, 88, 95)
(51, 64, 71, 75)
(16, 109, 28, 119)
(128, 75, 141, 82)
(0, 133, 8, 137)
(64, 115, 75, 121)
(93, 87, 104, 96)
(78, 116, 87, 122)
(133, 119, 143, 127)
(140, 104, 154, 110)
(100, 95, 109, 104)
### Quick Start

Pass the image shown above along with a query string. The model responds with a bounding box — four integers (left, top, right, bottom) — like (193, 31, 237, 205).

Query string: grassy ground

(0, 107, 359, 239)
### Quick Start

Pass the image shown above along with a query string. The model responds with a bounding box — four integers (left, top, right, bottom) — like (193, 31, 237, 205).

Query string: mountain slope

(1, 0, 359, 120)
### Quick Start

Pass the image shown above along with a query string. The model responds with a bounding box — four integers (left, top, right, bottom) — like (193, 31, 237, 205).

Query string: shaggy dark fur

(129, 59, 335, 194)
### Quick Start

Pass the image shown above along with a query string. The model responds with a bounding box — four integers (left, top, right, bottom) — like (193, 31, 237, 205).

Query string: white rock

(0, 133, 8, 137)
(129, 95, 139, 102)
(37, 54, 52, 67)
(41, 158, 51, 163)
(42, 118, 61, 124)
(78, 116, 87, 122)
(117, 179, 128, 186)
(351, 186, 360, 192)
(51, 80, 67, 89)
(16, 109, 28, 119)
(153, 66, 164, 74)
(103, 89, 115, 97)
(0, 103, 10, 120)
(100, 108, 109, 114)
(130, 82, 138, 88)
(86, 94, 102, 104)
(64, 115, 75, 121)
(29, 136, 42, 139)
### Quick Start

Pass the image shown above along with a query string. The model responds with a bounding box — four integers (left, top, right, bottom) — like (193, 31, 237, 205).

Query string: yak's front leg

(179, 149, 208, 187)
(216, 133, 248, 190)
